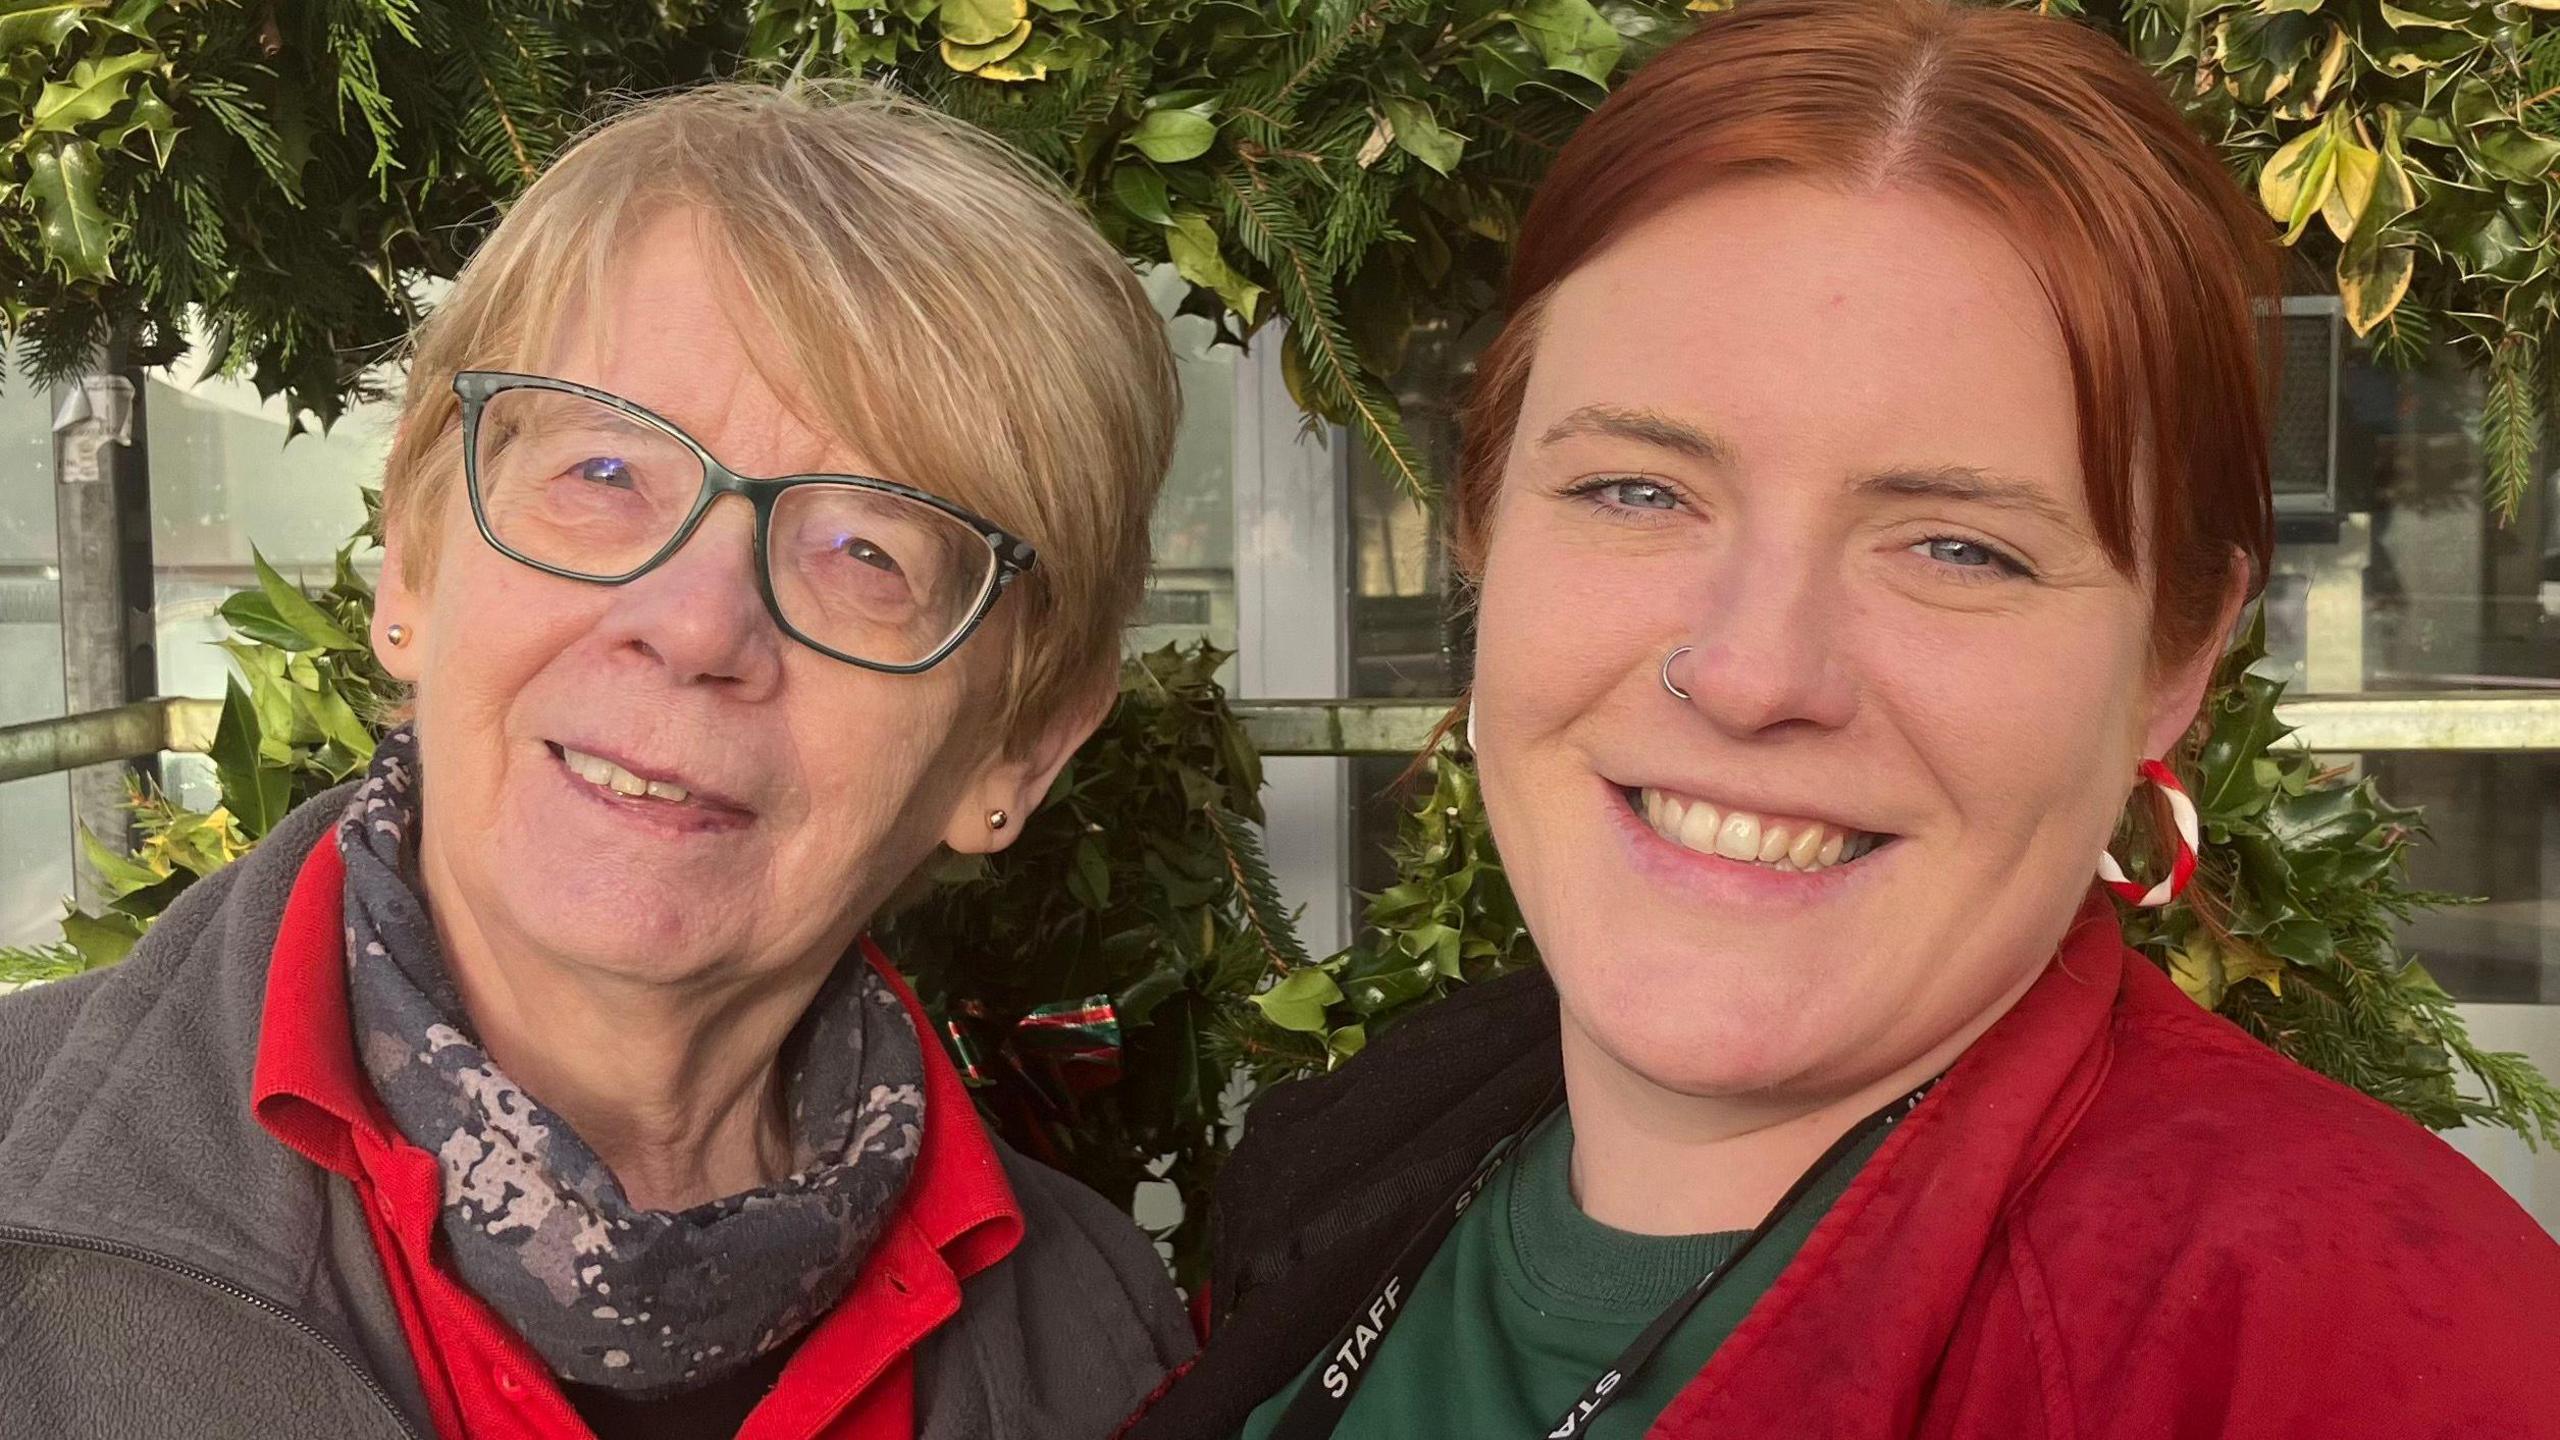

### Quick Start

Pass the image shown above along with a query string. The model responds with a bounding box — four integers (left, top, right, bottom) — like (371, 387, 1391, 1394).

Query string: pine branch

(2481, 333, 2541, 525)
(1205, 803, 1312, 976)
(1217, 162, 1431, 498)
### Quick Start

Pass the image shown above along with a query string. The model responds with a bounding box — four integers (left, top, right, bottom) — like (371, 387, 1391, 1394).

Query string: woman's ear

(372, 504, 427, 685)
(2141, 554, 2253, 761)
(940, 670, 1118, 855)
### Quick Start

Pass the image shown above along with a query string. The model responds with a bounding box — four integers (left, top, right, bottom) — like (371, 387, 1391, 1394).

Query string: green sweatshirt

(1237, 1109, 1882, 1440)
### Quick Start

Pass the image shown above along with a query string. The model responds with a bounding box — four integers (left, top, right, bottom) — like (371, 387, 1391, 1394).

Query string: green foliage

(1218, 613, 2560, 1151)
(2128, 610, 2560, 1145)
(875, 642, 1301, 1284)
(1217, 753, 1533, 1084)
(8, 1, 2548, 507)
(0, 0, 740, 419)
(2052, 0, 2560, 518)
(736, 0, 1688, 499)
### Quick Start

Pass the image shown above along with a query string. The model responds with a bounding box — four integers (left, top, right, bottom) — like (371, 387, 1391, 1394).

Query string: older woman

(0, 84, 1190, 1439)
(1127, 4, 2560, 1439)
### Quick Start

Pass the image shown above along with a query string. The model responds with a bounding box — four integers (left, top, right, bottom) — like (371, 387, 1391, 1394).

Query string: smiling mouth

(1626, 786, 1895, 873)
(543, 740, 750, 817)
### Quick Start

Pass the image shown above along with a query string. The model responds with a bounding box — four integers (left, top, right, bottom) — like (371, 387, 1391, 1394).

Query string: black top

(561, 1335, 803, 1440)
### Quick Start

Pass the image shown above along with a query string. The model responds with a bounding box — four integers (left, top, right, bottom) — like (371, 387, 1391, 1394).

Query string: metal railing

(10, 691, 2560, 786)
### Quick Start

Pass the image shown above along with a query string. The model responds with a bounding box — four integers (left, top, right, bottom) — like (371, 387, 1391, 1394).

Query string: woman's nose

(1670, 545, 1858, 737)
(596, 496, 785, 695)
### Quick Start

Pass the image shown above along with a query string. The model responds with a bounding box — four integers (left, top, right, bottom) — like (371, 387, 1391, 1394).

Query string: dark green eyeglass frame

(453, 370, 1038, 675)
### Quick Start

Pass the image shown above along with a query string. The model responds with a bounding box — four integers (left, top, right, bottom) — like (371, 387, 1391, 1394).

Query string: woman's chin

(1561, 964, 1881, 1099)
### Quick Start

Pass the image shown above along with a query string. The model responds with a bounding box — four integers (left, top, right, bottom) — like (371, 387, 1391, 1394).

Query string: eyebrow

(1855, 467, 2080, 530)
(1535, 404, 1733, 465)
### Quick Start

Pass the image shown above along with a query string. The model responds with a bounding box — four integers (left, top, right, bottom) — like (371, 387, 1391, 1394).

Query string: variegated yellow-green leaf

(2320, 130, 2379, 242)
(2258, 122, 2335, 244)
(2219, 939, 2287, 998)
(26, 139, 111, 281)
(2338, 237, 2415, 336)
(934, 0, 1023, 47)
(31, 48, 157, 134)
(2271, 24, 2349, 120)
(2168, 935, 2225, 1009)
(938, 17, 1030, 72)
(1163, 212, 1262, 325)
(976, 54, 1048, 81)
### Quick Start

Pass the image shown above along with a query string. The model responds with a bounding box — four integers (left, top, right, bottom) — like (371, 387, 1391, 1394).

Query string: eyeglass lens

(471, 385, 998, 667)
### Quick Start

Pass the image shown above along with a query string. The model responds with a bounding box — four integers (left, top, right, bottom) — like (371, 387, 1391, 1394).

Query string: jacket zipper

(0, 1222, 421, 1440)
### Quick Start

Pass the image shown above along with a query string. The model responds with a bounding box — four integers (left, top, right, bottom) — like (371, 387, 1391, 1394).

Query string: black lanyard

(1264, 1076, 1939, 1440)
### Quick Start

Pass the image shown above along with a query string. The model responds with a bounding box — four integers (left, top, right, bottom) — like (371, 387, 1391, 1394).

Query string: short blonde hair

(382, 81, 1178, 741)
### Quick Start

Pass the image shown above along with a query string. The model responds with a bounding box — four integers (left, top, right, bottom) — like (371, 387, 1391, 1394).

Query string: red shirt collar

(251, 831, 1021, 1277)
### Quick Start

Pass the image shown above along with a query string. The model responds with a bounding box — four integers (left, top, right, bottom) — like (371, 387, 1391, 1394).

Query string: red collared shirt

(252, 834, 1023, 1440)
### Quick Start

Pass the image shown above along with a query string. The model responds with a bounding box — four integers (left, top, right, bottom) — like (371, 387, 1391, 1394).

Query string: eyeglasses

(453, 371, 1036, 674)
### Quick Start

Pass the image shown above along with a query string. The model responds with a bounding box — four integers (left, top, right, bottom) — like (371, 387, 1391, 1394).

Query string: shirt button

(495, 1368, 524, 1396)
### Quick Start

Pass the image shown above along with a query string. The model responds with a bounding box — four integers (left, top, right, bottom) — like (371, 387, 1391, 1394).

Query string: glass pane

(2265, 300, 2560, 1002)
(149, 353, 391, 808)
(1, 386, 70, 951)
(1127, 265, 1237, 660)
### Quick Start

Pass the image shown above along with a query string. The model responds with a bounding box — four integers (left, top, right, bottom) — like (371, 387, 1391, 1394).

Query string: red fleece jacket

(1125, 900, 2560, 1440)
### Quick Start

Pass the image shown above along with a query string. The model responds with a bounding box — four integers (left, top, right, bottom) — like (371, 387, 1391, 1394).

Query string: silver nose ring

(1662, 645, 1694, 701)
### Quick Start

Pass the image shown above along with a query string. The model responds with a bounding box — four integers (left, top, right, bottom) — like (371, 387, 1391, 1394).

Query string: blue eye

(1913, 536, 2030, 577)
(575, 457, 634, 490)
(1569, 476, 1681, 513)
(1604, 479, 1678, 510)
(1920, 537, 1994, 566)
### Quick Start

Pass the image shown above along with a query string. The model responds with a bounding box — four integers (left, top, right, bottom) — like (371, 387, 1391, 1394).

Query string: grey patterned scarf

(339, 726, 927, 1397)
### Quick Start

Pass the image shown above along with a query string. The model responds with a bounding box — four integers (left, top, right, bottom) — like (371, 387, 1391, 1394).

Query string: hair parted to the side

(1456, 0, 2279, 672)
(379, 81, 1179, 743)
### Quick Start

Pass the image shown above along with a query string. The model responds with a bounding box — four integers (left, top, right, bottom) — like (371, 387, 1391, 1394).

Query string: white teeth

(1678, 801, 1722, 853)
(1636, 788, 1876, 873)
(560, 747, 690, 804)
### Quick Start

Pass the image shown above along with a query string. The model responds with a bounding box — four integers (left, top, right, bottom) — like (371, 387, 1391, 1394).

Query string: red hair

(1456, 0, 2278, 669)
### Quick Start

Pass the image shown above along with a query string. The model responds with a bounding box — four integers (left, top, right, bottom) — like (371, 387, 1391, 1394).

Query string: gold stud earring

(987, 809, 1009, 832)
(386, 623, 410, 648)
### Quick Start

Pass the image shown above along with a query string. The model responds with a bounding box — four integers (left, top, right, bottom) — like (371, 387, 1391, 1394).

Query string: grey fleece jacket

(0, 788, 1192, 1439)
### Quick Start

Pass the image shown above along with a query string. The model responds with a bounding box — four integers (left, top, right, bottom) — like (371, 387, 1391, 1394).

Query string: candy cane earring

(2098, 759, 2198, 907)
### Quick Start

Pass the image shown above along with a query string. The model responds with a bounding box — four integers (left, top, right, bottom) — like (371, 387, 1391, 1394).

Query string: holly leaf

(60, 909, 141, 969)
(0, 0, 103, 54)
(31, 48, 158, 133)
(1250, 966, 1343, 1033)
(1381, 97, 1464, 176)
(1511, 0, 1624, 85)
(26, 139, 112, 282)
